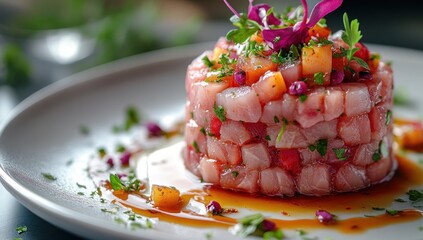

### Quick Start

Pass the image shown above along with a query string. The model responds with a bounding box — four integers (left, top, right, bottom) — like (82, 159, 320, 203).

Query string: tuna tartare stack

(184, 0, 395, 196)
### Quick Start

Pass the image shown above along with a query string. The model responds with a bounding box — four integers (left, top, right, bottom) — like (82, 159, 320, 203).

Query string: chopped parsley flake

(77, 192, 84, 195)
(205, 232, 213, 240)
(231, 213, 282, 239)
(309, 139, 328, 157)
(273, 116, 280, 123)
(202, 55, 215, 68)
(372, 207, 385, 211)
(276, 118, 288, 143)
(200, 127, 206, 135)
(314, 72, 324, 85)
(97, 147, 107, 158)
(76, 183, 87, 189)
(265, 135, 271, 141)
(385, 110, 392, 125)
(116, 144, 126, 153)
(299, 94, 307, 102)
(213, 103, 226, 122)
(16, 226, 27, 234)
(42, 173, 57, 181)
(372, 152, 381, 162)
(333, 148, 348, 161)
(385, 209, 399, 216)
(232, 171, 239, 178)
(193, 141, 200, 153)
(124, 106, 141, 131)
(114, 217, 126, 224)
(407, 189, 423, 202)
(394, 198, 406, 203)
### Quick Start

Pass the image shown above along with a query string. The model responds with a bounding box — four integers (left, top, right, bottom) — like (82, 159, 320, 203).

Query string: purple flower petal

(206, 200, 222, 215)
(315, 209, 335, 224)
(248, 3, 281, 27)
(261, 219, 276, 231)
(261, 0, 343, 51)
(119, 151, 131, 166)
(307, 0, 343, 28)
(330, 70, 345, 84)
(106, 157, 114, 167)
(146, 122, 163, 137)
(223, 0, 240, 17)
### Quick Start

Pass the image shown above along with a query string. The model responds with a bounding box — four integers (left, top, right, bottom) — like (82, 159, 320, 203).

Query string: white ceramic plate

(0, 43, 422, 240)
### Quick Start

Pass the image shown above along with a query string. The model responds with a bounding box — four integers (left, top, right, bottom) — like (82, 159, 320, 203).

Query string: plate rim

(1, 42, 423, 240)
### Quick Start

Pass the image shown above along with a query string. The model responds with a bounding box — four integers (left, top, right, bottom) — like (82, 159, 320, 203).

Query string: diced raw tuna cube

(334, 164, 367, 192)
(220, 120, 252, 145)
(338, 114, 371, 145)
(260, 100, 283, 125)
(199, 158, 220, 183)
(207, 136, 241, 165)
(216, 86, 262, 123)
(303, 119, 338, 144)
(341, 83, 371, 117)
(296, 88, 325, 128)
(323, 87, 344, 121)
(297, 164, 331, 195)
(275, 124, 308, 149)
(353, 140, 380, 166)
(241, 143, 271, 170)
(260, 167, 295, 196)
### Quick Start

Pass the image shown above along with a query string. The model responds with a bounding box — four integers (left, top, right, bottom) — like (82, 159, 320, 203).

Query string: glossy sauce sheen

(104, 143, 423, 234)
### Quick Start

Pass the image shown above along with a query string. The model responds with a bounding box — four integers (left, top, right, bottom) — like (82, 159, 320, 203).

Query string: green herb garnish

(299, 94, 307, 103)
(115, 144, 126, 153)
(98, 147, 107, 158)
(265, 135, 271, 141)
(385, 209, 399, 216)
(76, 182, 87, 189)
(79, 125, 90, 135)
(3, 44, 31, 86)
(309, 139, 328, 157)
(200, 127, 206, 135)
(226, 14, 260, 44)
(314, 72, 324, 85)
(124, 106, 141, 131)
(273, 116, 280, 124)
(372, 152, 381, 162)
(232, 171, 240, 178)
(213, 103, 226, 122)
(341, 13, 369, 71)
(16, 226, 28, 234)
(109, 174, 125, 190)
(202, 55, 215, 68)
(333, 147, 348, 161)
(407, 189, 423, 202)
(42, 173, 57, 181)
(232, 213, 283, 239)
(276, 118, 288, 143)
(385, 110, 392, 125)
(193, 141, 200, 153)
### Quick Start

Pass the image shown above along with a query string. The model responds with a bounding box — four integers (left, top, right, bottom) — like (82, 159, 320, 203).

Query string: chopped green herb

(42, 173, 57, 181)
(246, 41, 265, 56)
(232, 171, 239, 178)
(76, 183, 87, 189)
(98, 147, 107, 158)
(226, 14, 260, 44)
(372, 152, 381, 162)
(202, 55, 215, 68)
(309, 139, 328, 157)
(385, 209, 399, 216)
(130, 222, 144, 230)
(296, 229, 307, 236)
(101, 206, 119, 214)
(193, 141, 200, 153)
(299, 94, 308, 102)
(385, 110, 392, 125)
(109, 174, 125, 190)
(263, 229, 284, 240)
(313, 72, 324, 85)
(200, 127, 206, 135)
(276, 118, 288, 143)
(333, 147, 348, 161)
(115, 144, 126, 153)
(124, 106, 141, 131)
(265, 135, 271, 141)
(364, 214, 375, 218)
(77, 192, 84, 195)
(394, 198, 406, 203)
(213, 103, 226, 122)
(16, 225, 28, 234)
(79, 125, 90, 135)
(341, 13, 369, 70)
(407, 189, 423, 202)
(273, 116, 280, 124)
(114, 217, 126, 224)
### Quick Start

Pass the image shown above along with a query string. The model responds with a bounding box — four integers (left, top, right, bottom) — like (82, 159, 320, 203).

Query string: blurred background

(0, 0, 422, 239)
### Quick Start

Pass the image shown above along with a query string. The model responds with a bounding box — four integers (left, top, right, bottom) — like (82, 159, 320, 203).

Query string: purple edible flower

(315, 209, 335, 224)
(234, 70, 247, 85)
(330, 70, 345, 84)
(117, 173, 127, 179)
(260, 219, 276, 231)
(206, 200, 222, 215)
(248, 3, 281, 27)
(119, 151, 131, 166)
(289, 81, 308, 95)
(106, 157, 114, 168)
(146, 122, 163, 137)
(223, 0, 240, 17)
(262, 0, 343, 51)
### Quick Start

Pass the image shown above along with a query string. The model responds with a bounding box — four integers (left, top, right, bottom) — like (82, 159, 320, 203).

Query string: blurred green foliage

(2, 44, 31, 86)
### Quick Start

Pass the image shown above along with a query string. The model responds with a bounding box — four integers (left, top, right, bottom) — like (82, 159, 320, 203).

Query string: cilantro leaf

(309, 139, 328, 157)
(333, 148, 348, 161)
(342, 13, 369, 70)
(213, 103, 226, 122)
(386, 209, 399, 216)
(202, 55, 215, 68)
(314, 72, 324, 85)
(109, 174, 125, 190)
(407, 189, 423, 202)
(16, 226, 28, 234)
(227, 28, 259, 44)
(276, 118, 288, 143)
(42, 173, 57, 181)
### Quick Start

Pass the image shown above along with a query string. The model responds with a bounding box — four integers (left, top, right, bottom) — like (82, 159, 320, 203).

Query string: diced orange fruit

(302, 44, 332, 76)
(151, 185, 181, 208)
